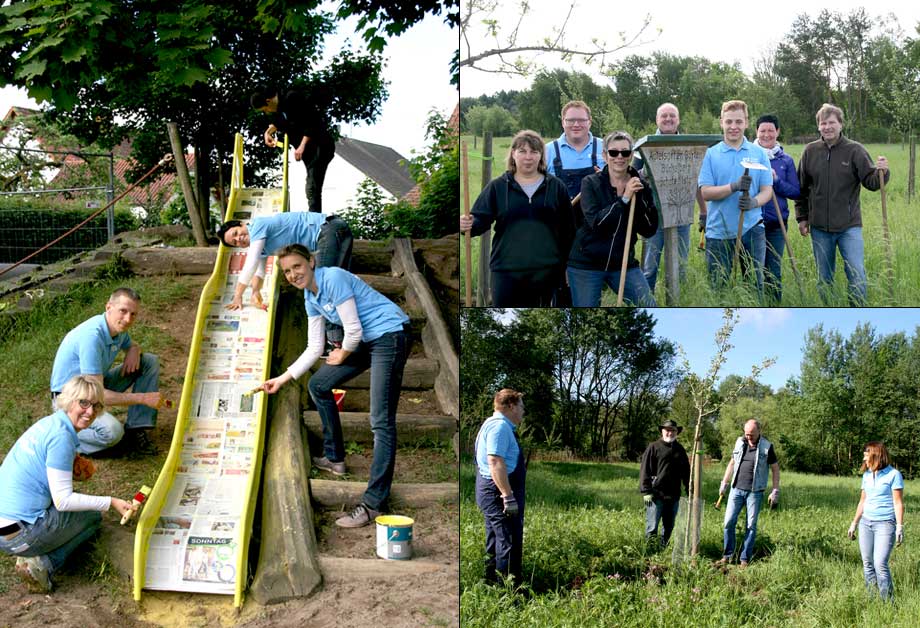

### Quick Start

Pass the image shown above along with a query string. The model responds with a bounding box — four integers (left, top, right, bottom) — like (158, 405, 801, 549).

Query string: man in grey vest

(716, 418, 780, 567)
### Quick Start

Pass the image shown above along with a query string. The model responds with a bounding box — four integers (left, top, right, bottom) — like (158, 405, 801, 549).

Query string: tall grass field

(460, 136, 919, 306)
(460, 457, 920, 627)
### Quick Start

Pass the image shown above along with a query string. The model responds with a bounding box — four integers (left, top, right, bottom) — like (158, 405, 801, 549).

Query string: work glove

(847, 522, 857, 540)
(768, 489, 779, 507)
(698, 214, 707, 232)
(730, 174, 752, 193)
(643, 493, 654, 506)
(897, 524, 904, 546)
(719, 481, 727, 496)
(502, 495, 519, 517)
(738, 194, 759, 212)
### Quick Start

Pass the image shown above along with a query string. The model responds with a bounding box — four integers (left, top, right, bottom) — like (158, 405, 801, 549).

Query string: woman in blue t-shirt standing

(847, 441, 904, 599)
(258, 244, 409, 529)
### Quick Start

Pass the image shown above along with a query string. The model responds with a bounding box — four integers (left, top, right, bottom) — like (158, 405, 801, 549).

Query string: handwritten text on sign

(641, 146, 710, 228)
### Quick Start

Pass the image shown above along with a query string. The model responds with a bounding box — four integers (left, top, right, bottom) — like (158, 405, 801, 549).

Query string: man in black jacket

(639, 419, 690, 549)
(251, 87, 336, 213)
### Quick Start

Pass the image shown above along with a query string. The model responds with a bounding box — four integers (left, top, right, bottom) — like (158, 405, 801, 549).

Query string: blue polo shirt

(0, 411, 78, 523)
(475, 412, 520, 478)
(861, 465, 903, 521)
(545, 132, 606, 175)
(698, 138, 772, 240)
(304, 267, 409, 341)
(248, 212, 326, 256)
(50, 314, 131, 392)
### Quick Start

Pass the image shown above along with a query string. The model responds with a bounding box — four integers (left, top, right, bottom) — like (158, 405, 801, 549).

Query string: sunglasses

(78, 399, 104, 412)
(607, 149, 632, 158)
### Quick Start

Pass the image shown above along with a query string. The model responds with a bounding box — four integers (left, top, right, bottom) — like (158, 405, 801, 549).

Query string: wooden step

(319, 556, 445, 581)
(310, 357, 438, 389)
(325, 388, 442, 415)
(358, 273, 406, 299)
(303, 411, 456, 444)
(311, 479, 457, 508)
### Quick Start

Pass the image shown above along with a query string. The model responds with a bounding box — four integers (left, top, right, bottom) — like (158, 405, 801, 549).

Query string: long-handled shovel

(733, 166, 751, 276)
(461, 141, 473, 307)
(879, 167, 895, 303)
(616, 195, 638, 306)
(770, 188, 804, 298)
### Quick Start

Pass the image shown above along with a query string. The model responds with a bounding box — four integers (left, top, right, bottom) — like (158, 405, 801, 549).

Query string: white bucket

(375, 515, 414, 560)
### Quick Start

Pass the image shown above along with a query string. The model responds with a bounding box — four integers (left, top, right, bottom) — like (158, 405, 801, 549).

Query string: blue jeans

(764, 226, 785, 304)
(722, 488, 764, 563)
(315, 216, 354, 345)
(705, 225, 766, 298)
(0, 506, 101, 576)
(810, 226, 867, 306)
(645, 497, 680, 548)
(859, 518, 896, 599)
(567, 265, 657, 306)
(104, 353, 160, 430)
(642, 224, 691, 292)
(307, 329, 408, 511)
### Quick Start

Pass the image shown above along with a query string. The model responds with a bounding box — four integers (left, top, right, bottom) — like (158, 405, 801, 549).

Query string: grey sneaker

(335, 503, 380, 528)
(15, 556, 52, 593)
(312, 456, 346, 476)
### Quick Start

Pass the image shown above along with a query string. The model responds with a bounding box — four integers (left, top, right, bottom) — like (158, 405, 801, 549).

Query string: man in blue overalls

(474, 388, 527, 584)
(546, 100, 605, 306)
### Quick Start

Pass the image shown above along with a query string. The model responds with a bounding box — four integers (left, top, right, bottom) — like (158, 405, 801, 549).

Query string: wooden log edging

(311, 479, 458, 509)
(303, 411, 456, 445)
(391, 238, 459, 418)
(319, 556, 445, 581)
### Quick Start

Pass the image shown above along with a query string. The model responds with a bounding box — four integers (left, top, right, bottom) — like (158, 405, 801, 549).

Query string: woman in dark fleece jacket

(460, 130, 576, 306)
(566, 131, 658, 306)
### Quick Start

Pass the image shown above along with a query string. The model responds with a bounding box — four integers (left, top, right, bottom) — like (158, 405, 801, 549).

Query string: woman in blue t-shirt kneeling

(258, 244, 410, 529)
(847, 441, 905, 600)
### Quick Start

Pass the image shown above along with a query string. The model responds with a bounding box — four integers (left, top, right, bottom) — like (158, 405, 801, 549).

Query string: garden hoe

(733, 159, 770, 275)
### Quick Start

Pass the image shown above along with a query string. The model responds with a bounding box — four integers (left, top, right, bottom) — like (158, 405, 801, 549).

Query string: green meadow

(460, 458, 920, 627)
(460, 136, 919, 306)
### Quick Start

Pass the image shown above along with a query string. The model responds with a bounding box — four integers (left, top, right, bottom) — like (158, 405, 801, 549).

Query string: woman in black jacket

(460, 130, 575, 306)
(567, 131, 658, 306)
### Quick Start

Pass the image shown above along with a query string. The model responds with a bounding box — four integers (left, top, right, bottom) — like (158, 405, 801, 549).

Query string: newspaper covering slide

(143, 188, 282, 593)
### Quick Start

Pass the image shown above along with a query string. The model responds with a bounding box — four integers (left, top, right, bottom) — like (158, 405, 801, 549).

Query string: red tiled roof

(401, 184, 421, 207)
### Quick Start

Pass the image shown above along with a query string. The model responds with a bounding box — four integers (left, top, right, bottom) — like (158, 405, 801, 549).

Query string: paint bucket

(333, 389, 346, 412)
(375, 515, 414, 560)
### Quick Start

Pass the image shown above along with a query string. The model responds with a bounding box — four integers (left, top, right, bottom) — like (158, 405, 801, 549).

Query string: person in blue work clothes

(258, 244, 410, 529)
(474, 389, 526, 585)
(716, 419, 780, 567)
(218, 212, 353, 346)
(633, 103, 709, 292)
(49, 287, 164, 456)
(847, 441, 904, 600)
(0, 376, 137, 592)
(546, 100, 606, 306)
(753, 114, 800, 304)
(699, 100, 774, 298)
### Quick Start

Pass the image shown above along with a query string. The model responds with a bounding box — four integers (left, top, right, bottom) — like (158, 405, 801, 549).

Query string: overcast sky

(461, 0, 920, 98)
(1, 9, 457, 159)
(647, 308, 920, 391)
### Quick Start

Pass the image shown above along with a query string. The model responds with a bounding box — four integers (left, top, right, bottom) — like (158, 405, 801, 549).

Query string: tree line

(462, 309, 920, 478)
(460, 9, 920, 144)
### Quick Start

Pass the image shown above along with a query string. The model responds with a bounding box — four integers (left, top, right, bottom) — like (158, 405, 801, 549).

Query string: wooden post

(663, 226, 680, 305)
(909, 134, 916, 203)
(462, 142, 473, 306)
(879, 169, 895, 304)
(166, 122, 209, 246)
(477, 131, 493, 306)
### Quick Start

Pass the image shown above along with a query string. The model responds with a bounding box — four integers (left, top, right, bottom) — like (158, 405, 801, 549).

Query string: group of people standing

(461, 98, 891, 306)
(474, 390, 906, 601)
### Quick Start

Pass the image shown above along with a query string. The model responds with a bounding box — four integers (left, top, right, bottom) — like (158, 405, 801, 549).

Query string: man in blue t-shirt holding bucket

(474, 388, 526, 584)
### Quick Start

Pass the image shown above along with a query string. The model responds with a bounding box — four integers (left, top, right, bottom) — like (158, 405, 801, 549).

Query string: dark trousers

(315, 215, 354, 345)
(491, 267, 558, 307)
(475, 451, 526, 583)
(303, 137, 335, 214)
(645, 496, 680, 548)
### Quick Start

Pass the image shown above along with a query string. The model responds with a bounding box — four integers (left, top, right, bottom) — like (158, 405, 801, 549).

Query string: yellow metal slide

(133, 133, 289, 607)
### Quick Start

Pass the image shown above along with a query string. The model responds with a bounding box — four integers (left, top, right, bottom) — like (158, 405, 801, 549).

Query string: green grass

(460, 136, 919, 306)
(461, 457, 920, 627)
(0, 276, 193, 593)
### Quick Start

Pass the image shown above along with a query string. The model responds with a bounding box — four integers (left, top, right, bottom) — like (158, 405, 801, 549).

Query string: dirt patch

(0, 271, 458, 628)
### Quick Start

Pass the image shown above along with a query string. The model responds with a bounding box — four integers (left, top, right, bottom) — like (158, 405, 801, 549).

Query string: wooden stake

(461, 142, 473, 307)
(616, 195, 638, 306)
(770, 189, 803, 296)
(879, 168, 895, 303)
(733, 168, 750, 276)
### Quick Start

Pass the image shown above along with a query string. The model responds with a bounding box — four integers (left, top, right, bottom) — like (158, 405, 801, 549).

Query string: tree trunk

(688, 409, 704, 556)
(477, 131, 493, 306)
(166, 122, 208, 246)
(194, 142, 212, 234)
(250, 287, 323, 603)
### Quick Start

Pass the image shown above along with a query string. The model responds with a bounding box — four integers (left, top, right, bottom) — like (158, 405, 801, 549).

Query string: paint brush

(120, 485, 152, 525)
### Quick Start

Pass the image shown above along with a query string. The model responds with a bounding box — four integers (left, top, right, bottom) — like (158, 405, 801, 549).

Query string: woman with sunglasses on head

(460, 129, 576, 307)
(847, 441, 904, 600)
(566, 131, 658, 306)
(0, 376, 137, 592)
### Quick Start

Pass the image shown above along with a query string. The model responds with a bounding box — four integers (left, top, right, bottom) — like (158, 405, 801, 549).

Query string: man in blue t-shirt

(699, 100, 774, 299)
(49, 287, 163, 456)
(474, 389, 527, 584)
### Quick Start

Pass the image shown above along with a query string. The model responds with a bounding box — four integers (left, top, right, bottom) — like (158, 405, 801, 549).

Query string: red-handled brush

(120, 485, 152, 525)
